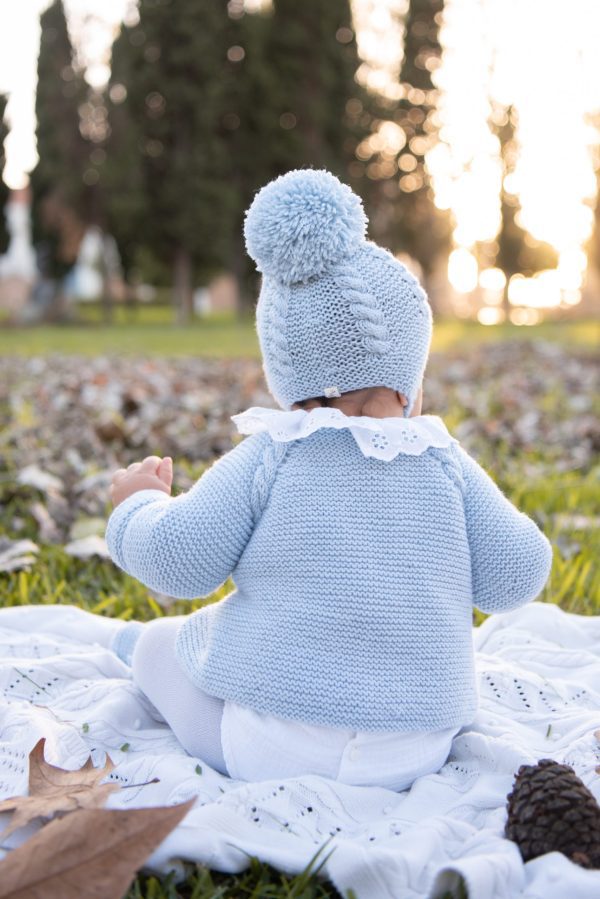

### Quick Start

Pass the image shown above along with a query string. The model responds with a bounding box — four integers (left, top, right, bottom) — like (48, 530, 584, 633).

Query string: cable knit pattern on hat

(330, 266, 390, 357)
(244, 169, 432, 415)
(105, 425, 553, 732)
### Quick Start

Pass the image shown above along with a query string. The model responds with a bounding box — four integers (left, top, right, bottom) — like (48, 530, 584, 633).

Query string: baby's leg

(130, 616, 228, 775)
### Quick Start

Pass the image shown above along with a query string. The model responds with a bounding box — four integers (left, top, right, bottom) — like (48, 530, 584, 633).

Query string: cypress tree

(0, 94, 9, 255)
(220, 0, 369, 313)
(104, 0, 242, 323)
(358, 0, 452, 291)
(103, 0, 368, 318)
(103, 23, 148, 285)
(219, 5, 274, 314)
(264, 0, 364, 177)
(30, 0, 90, 284)
(391, 0, 451, 277)
(488, 103, 557, 315)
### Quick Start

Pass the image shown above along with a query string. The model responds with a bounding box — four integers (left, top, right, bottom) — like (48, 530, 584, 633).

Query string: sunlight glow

(477, 306, 505, 325)
(429, 0, 600, 306)
(1, 0, 599, 316)
(352, 0, 408, 101)
(448, 247, 478, 293)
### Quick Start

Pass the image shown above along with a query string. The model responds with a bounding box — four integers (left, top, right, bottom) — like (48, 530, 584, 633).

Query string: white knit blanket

(0, 601, 599, 899)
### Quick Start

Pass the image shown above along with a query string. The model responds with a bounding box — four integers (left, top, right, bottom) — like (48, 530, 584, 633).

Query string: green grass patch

(0, 316, 259, 358)
(0, 313, 598, 357)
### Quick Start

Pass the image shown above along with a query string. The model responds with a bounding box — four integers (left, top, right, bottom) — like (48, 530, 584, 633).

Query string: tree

(263, 0, 364, 176)
(0, 94, 9, 255)
(487, 103, 558, 315)
(102, 25, 149, 287)
(358, 0, 452, 289)
(221, 0, 368, 313)
(217, 5, 276, 315)
(104, 0, 243, 323)
(103, 0, 368, 320)
(30, 0, 91, 292)
(221, 0, 369, 313)
(395, 0, 451, 274)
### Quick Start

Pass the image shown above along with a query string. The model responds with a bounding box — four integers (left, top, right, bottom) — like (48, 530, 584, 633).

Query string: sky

(1, 0, 599, 315)
(0, 0, 131, 187)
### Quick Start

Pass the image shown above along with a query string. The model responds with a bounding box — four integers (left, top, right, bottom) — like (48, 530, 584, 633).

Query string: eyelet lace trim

(231, 406, 457, 461)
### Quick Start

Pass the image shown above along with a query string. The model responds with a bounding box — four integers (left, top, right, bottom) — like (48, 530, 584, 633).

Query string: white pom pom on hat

(243, 168, 367, 285)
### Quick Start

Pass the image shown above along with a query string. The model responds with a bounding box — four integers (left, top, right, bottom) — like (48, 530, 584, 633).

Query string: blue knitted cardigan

(105, 414, 553, 732)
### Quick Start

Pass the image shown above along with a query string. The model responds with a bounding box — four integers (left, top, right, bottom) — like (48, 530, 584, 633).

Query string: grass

(0, 310, 260, 358)
(0, 304, 598, 357)
(0, 318, 598, 897)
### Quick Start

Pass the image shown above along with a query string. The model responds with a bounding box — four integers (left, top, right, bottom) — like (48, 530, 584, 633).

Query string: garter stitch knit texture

(105, 422, 553, 732)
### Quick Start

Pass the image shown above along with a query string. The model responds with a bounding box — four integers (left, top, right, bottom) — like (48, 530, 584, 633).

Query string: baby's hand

(110, 455, 173, 507)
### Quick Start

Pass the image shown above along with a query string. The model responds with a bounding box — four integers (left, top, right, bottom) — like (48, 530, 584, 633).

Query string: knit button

(383, 805, 393, 814)
(348, 747, 360, 762)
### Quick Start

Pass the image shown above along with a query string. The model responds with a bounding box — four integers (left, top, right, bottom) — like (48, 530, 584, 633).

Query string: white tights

(130, 616, 228, 775)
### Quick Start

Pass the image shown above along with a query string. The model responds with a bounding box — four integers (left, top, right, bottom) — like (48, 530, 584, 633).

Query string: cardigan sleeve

(453, 443, 553, 614)
(105, 432, 270, 599)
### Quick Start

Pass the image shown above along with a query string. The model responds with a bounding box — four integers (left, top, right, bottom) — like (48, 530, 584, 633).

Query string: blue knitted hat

(244, 168, 433, 416)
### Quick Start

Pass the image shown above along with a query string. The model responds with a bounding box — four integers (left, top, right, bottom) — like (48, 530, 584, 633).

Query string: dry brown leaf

(0, 738, 119, 838)
(0, 800, 195, 899)
(0, 539, 40, 574)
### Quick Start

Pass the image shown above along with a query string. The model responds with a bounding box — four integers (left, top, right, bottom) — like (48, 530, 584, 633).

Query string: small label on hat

(323, 386, 341, 398)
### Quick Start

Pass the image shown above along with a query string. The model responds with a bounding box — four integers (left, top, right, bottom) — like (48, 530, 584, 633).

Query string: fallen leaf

(0, 539, 40, 573)
(553, 513, 600, 531)
(63, 535, 110, 559)
(69, 517, 108, 541)
(17, 465, 63, 495)
(554, 534, 581, 560)
(0, 738, 118, 838)
(30, 502, 61, 543)
(0, 800, 195, 899)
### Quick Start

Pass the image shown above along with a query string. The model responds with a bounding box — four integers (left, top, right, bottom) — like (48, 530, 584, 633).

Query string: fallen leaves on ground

(0, 342, 598, 551)
(0, 800, 195, 899)
(0, 738, 119, 838)
(0, 739, 192, 898)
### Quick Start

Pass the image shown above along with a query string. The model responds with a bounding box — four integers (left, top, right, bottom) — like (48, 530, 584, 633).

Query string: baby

(106, 169, 552, 789)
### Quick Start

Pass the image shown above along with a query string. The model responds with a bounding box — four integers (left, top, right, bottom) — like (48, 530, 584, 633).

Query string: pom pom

(244, 169, 367, 285)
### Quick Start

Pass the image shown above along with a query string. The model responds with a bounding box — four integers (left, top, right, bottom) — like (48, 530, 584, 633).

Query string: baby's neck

(294, 386, 411, 419)
(330, 397, 403, 418)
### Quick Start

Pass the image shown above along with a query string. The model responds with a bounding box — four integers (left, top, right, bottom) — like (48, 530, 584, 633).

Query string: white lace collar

(231, 406, 457, 461)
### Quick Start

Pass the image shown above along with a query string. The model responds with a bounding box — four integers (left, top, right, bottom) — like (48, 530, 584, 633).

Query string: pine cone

(505, 758, 600, 869)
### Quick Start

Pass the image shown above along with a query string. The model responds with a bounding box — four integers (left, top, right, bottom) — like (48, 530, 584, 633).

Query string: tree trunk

(173, 246, 194, 325)
(99, 235, 114, 326)
(502, 278, 511, 321)
(230, 232, 254, 320)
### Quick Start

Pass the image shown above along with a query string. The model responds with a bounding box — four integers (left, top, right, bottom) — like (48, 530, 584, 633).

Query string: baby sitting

(106, 168, 552, 787)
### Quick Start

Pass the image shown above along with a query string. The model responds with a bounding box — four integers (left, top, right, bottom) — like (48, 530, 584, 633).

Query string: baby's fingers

(157, 456, 173, 487)
(139, 455, 162, 474)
